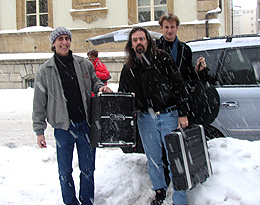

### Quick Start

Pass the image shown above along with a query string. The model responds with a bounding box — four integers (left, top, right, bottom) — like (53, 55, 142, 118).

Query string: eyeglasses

(132, 37, 146, 43)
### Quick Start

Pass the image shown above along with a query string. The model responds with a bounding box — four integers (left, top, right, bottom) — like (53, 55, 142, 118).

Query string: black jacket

(156, 36, 209, 83)
(118, 50, 189, 117)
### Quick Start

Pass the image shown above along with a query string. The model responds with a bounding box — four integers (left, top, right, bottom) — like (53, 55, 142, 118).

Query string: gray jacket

(32, 54, 104, 135)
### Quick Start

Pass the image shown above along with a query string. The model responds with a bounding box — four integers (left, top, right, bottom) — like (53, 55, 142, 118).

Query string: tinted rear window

(192, 46, 260, 86)
(220, 47, 260, 85)
(192, 49, 223, 75)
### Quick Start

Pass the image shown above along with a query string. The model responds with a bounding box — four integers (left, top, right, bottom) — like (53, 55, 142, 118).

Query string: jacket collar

(46, 52, 84, 68)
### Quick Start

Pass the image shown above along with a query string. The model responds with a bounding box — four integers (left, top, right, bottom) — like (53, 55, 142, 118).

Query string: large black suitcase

(164, 124, 212, 191)
(90, 92, 136, 148)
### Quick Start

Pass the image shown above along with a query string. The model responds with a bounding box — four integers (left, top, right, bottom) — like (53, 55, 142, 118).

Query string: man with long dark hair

(118, 26, 189, 205)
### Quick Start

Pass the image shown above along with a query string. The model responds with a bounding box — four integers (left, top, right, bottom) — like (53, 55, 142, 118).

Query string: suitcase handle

(96, 92, 135, 97)
(176, 125, 198, 139)
(178, 127, 187, 139)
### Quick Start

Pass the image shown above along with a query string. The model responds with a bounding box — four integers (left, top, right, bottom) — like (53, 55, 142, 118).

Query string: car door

(212, 46, 260, 140)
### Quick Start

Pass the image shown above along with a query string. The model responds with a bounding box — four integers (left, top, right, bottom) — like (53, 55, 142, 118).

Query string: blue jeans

(54, 121, 96, 205)
(137, 110, 187, 204)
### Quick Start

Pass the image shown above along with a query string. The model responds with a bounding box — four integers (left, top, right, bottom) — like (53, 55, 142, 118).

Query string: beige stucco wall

(174, 0, 229, 37)
(0, 0, 226, 31)
(218, 0, 231, 36)
(174, 0, 197, 22)
(0, 0, 16, 30)
(98, 0, 128, 27)
(241, 9, 257, 34)
(52, 0, 74, 28)
(0, 0, 128, 30)
(0, 0, 230, 37)
(53, 0, 128, 29)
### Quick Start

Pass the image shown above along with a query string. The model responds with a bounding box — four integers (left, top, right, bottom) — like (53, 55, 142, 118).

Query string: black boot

(151, 188, 166, 205)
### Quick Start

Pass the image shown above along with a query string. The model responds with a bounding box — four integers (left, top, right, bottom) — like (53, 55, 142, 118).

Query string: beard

(136, 44, 145, 54)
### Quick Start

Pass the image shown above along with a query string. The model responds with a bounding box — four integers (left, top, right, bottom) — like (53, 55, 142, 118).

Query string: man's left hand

(99, 86, 113, 93)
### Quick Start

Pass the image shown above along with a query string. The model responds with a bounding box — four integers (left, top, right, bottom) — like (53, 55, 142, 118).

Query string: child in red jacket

(87, 49, 110, 86)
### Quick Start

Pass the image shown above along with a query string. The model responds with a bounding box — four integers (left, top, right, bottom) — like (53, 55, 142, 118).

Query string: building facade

(0, 0, 232, 89)
(0, 0, 232, 53)
(233, 4, 258, 34)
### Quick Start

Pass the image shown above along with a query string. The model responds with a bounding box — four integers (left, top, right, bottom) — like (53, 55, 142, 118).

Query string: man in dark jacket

(118, 26, 189, 205)
(156, 13, 209, 83)
(32, 27, 112, 205)
(156, 13, 217, 188)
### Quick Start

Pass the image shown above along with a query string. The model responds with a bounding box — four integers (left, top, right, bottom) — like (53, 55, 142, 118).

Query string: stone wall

(0, 55, 125, 89)
(0, 23, 220, 89)
(0, 59, 42, 89)
(0, 24, 220, 54)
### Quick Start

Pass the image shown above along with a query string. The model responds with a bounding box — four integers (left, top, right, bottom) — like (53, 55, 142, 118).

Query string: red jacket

(93, 58, 110, 85)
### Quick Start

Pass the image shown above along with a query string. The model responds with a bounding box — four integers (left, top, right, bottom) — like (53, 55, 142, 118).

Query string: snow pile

(0, 87, 260, 205)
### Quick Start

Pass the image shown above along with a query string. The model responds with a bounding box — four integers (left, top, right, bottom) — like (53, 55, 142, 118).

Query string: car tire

(204, 125, 224, 140)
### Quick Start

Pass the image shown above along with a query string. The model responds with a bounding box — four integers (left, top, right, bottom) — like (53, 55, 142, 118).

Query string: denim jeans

(137, 110, 187, 204)
(54, 121, 96, 205)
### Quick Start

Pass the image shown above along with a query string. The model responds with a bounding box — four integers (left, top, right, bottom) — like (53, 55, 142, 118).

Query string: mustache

(136, 44, 145, 54)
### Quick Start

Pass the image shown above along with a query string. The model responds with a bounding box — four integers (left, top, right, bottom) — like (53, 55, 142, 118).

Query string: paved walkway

(0, 115, 56, 148)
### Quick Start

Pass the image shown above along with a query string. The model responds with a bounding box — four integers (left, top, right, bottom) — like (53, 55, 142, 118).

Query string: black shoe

(151, 188, 166, 205)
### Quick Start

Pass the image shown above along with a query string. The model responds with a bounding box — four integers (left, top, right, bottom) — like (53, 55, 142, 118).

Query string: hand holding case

(164, 124, 213, 190)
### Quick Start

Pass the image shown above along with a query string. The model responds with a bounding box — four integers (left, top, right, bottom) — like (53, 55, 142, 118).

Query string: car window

(219, 47, 260, 85)
(192, 49, 223, 75)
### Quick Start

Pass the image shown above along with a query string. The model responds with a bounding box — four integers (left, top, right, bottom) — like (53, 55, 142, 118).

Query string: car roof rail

(186, 34, 260, 43)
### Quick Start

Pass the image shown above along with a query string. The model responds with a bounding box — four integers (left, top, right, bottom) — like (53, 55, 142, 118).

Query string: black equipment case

(90, 92, 136, 148)
(164, 124, 213, 191)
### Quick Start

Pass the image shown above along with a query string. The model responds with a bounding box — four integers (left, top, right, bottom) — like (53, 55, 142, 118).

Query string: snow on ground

(0, 86, 260, 205)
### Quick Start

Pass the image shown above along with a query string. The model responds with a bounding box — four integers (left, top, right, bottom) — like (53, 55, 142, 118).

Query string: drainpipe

(205, 0, 222, 37)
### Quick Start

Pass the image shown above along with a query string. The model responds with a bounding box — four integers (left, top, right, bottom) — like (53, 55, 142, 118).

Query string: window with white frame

(138, 0, 167, 23)
(26, 0, 48, 27)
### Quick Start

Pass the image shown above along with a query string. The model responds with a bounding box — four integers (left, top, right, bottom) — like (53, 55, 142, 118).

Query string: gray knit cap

(50, 27, 72, 44)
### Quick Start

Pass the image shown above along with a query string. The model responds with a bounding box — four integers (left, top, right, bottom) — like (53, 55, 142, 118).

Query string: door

(212, 46, 260, 140)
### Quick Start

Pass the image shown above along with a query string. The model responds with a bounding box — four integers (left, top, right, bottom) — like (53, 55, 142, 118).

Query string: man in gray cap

(32, 26, 112, 205)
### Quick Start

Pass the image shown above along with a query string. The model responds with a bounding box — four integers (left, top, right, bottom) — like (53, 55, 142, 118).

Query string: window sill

(70, 8, 108, 23)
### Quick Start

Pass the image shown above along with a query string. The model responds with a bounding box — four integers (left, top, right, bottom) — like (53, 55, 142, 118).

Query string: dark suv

(186, 34, 260, 141)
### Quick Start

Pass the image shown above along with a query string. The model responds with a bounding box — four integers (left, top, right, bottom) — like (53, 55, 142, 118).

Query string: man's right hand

(37, 135, 47, 148)
(178, 116, 189, 129)
(195, 57, 207, 72)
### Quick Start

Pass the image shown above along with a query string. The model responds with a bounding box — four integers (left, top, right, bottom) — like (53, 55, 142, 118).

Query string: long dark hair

(125, 26, 157, 69)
